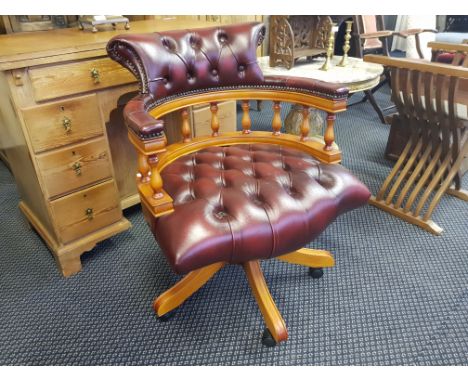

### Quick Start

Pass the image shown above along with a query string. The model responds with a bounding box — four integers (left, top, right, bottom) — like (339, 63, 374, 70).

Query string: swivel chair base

(153, 248, 334, 347)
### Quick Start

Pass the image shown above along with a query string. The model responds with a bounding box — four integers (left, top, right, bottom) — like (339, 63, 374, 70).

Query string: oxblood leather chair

(107, 22, 370, 347)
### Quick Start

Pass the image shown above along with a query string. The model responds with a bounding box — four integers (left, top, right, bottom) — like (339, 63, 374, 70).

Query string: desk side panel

(0, 71, 57, 241)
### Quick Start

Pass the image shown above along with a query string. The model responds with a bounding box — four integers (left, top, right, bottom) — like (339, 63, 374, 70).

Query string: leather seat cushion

(153, 144, 370, 274)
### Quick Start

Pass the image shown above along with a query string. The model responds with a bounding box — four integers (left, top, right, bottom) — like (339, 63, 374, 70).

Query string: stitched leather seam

(107, 41, 148, 93)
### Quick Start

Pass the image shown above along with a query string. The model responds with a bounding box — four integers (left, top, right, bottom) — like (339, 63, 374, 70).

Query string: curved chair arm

(124, 94, 165, 140)
(394, 28, 438, 38)
(393, 28, 438, 59)
(358, 30, 394, 56)
(122, 79, 349, 220)
(359, 30, 394, 40)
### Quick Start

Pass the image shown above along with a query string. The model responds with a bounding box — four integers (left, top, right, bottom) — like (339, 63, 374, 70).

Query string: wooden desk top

(0, 19, 221, 70)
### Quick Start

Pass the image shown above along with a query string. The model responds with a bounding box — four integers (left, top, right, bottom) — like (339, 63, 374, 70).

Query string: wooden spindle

(272, 101, 282, 136)
(148, 154, 164, 199)
(241, 100, 251, 134)
(181, 108, 191, 143)
(138, 153, 150, 183)
(324, 113, 336, 151)
(300, 106, 310, 141)
(210, 102, 219, 137)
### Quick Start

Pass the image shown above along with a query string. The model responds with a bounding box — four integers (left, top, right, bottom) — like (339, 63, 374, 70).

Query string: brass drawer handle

(85, 208, 94, 220)
(71, 162, 81, 176)
(62, 116, 72, 133)
(90, 68, 100, 84)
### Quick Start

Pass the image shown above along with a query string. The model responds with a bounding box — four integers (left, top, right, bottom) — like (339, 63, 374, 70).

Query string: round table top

(258, 56, 384, 93)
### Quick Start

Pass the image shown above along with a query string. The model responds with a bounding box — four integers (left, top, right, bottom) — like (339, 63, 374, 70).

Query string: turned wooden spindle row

(238, 100, 334, 146)
(138, 100, 338, 200)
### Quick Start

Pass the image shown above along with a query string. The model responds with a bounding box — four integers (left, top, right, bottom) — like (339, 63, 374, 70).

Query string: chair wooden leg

(153, 262, 225, 317)
(369, 196, 444, 235)
(242, 261, 288, 345)
(365, 90, 387, 124)
(276, 248, 335, 269)
(445, 187, 468, 201)
(369, 134, 467, 235)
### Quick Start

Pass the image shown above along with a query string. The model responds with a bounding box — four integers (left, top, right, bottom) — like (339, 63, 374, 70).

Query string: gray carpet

(0, 86, 467, 365)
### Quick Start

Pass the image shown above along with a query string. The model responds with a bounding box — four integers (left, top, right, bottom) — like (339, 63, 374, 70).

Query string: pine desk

(0, 19, 234, 277)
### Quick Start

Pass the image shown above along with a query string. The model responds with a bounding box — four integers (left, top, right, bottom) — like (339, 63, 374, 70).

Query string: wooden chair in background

(352, 15, 437, 123)
(364, 54, 467, 234)
(429, 40, 468, 66)
(385, 41, 468, 163)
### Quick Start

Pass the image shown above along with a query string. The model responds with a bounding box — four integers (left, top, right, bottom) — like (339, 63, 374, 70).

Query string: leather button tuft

(211, 69, 218, 76)
(214, 210, 228, 219)
(238, 65, 245, 72)
(283, 186, 296, 196)
(217, 32, 228, 43)
(189, 34, 201, 49)
(161, 37, 176, 51)
(252, 195, 263, 206)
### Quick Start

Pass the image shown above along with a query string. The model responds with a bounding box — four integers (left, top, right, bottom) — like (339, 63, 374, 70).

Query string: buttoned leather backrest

(107, 22, 266, 100)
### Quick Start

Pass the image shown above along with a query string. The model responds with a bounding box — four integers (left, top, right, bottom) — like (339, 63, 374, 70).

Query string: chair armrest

(124, 94, 165, 140)
(395, 28, 438, 38)
(359, 30, 394, 39)
(262, 75, 349, 100)
(428, 41, 468, 52)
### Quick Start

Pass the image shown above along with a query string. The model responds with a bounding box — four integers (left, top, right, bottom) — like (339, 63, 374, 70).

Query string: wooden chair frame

(385, 41, 468, 161)
(364, 54, 468, 235)
(132, 89, 346, 219)
(428, 41, 468, 67)
(130, 87, 347, 345)
(352, 16, 437, 124)
(269, 15, 332, 69)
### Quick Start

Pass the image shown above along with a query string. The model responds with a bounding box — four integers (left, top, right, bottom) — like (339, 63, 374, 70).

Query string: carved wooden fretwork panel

(269, 15, 333, 69)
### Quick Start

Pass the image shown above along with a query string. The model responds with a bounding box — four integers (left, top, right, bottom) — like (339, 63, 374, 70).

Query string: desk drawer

(36, 136, 113, 199)
(22, 94, 103, 153)
(29, 57, 136, 102)
(50, 179, 122, 244)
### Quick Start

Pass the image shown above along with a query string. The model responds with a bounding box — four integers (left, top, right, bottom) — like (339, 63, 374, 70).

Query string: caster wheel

(261, 328, 277, 347)
(158, 310, 175, 322)
(309, 267, 324, 279)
